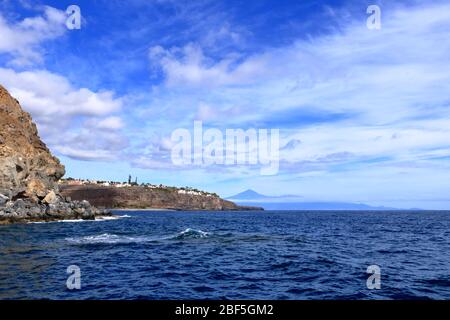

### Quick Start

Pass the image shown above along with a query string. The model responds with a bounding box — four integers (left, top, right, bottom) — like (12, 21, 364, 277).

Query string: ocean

(0, 210, 449, 300)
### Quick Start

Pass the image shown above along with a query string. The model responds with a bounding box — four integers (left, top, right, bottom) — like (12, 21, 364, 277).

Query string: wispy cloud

(0, 67, 126, 162)
(144, 1, 450, 170)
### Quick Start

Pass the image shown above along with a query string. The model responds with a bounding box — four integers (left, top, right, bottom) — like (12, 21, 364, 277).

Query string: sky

(0, 0, 450, 209)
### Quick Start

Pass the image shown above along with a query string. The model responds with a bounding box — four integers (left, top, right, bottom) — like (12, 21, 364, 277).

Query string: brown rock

(0, 85, 65, 200)
(43, 190, 58, 204)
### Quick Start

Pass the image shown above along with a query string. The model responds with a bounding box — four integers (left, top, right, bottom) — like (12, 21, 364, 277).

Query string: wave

(66, 233, 140, 244)
(66, 228, 211, 245)
(95, 215, 131, 221)
(172, 228, 210, 240)
(28, 215, 131, 224)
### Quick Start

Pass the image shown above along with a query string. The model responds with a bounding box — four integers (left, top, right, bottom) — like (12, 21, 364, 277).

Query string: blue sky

(1, 0, 450, 209)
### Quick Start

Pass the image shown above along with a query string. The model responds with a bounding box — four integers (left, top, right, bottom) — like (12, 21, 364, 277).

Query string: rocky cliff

(0, 85, 109, 224)
(60, 185, 263, 211)
(0, 85, 65, 201)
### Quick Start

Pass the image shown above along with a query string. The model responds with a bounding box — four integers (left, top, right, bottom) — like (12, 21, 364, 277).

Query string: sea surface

(0, 210, 449, 300)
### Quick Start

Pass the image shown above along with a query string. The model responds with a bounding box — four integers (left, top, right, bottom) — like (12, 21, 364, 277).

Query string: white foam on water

(176, 228, 210, 239)
(59, 219, 85, 223)
(95, 215, 131, 221)
(28, 215, 131, 224)
(66, 233, 155, 244)
(66, 228, 211, 244)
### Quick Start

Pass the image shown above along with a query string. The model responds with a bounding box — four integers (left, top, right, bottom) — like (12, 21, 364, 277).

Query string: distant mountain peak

(227, 189, 270, 200)
(227, 189, 304, 201)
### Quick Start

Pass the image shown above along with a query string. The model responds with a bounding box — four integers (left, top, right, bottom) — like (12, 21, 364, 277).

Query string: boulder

(0, 193, 8, 206)
(43, 190, 58, 205)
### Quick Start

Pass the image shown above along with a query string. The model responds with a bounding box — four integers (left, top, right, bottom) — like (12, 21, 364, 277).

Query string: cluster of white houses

(60, 178, 167, 189)
(59, 178, 218, 197)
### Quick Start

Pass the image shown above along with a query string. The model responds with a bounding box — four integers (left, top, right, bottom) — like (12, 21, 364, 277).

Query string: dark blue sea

(0, 210, 449, 300)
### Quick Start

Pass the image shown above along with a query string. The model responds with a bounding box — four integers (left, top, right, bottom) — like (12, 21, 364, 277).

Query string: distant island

(227, 189, 413, 210)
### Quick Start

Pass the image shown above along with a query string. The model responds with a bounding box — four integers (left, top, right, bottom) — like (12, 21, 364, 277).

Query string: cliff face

(0, 85, 65, 201)
(60, 185, 263, 211)
(0, 85, 109, 224)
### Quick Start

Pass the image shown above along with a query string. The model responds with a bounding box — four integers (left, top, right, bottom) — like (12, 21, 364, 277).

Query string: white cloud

(146, 2, 450, 167)
(149, 43, 267, 87)
(0, 6, 67, 65)
(279, 121, 450, 167)
(53, 146, 117, 162)
(95, 116, 125, 130)
(0, 67, 126, 162)
(138, 2, 450, 207)
(0, 68, 123, 119)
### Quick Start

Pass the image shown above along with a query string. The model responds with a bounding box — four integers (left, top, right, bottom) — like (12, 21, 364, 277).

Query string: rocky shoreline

(0, 192, 111, 225)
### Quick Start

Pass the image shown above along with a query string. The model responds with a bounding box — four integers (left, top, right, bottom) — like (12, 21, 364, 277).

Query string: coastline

(0, 213, 113, 225)
(60, 184, 264, 211)
(110, 208, 177, 211)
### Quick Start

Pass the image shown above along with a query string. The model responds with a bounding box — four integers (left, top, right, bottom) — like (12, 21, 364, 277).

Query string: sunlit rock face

(0, 84, 110, 224)
(0, 84, 65, 201)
